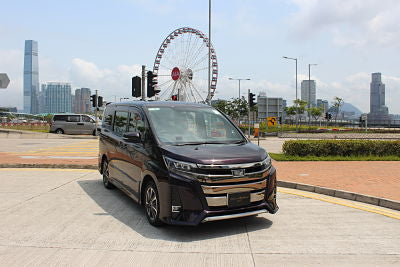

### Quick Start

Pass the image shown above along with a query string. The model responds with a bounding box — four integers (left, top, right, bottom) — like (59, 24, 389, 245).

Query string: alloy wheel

(145, 186, 158, 221)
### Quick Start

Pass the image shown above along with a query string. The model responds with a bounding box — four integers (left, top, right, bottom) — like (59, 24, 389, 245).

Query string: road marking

(278, 188, 400, 220)
(0, 168, 97, 172)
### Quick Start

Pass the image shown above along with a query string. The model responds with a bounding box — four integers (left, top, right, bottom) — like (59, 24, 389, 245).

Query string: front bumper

(165, 166, 278, 226)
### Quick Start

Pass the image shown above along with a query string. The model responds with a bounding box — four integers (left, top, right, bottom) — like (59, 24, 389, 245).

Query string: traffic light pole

(141, 65, 146, 101)
(95, 89, 98, 130)
(248, 89, 251, 138)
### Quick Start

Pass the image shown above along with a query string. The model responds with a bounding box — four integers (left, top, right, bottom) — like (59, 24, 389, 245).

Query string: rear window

(67, 115, 80, 122)
(53, 115, 68, 121)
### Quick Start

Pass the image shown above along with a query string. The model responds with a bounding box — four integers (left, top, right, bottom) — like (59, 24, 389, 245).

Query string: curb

(277, 180, 400, 211)
(0, 164, 97, 170)
(0, 164, 398, 211)
(0, 128, 98, 139)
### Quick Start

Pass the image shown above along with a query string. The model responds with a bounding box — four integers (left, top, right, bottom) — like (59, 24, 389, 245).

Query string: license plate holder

(228, 192, 250, 208)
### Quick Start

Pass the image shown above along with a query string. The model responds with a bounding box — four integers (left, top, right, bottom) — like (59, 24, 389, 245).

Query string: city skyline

(1, 0, 400, 113)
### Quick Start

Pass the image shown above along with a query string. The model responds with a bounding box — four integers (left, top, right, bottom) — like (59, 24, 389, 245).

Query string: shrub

(282, 140, 400, 157)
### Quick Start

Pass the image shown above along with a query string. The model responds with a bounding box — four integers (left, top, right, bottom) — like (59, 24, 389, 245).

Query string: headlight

(262, 155, 272, 169)
(163, 156, 197, 172)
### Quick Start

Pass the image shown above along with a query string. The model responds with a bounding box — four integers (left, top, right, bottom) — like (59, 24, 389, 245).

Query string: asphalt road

(0, 168, 399, 266)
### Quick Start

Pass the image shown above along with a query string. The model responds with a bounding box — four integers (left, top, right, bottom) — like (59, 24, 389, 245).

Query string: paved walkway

(0, 138, 399, 202)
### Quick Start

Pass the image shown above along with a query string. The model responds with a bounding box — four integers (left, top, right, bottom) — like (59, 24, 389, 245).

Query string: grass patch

(270, 153, 400, 161)
(0, 125, 50, 133)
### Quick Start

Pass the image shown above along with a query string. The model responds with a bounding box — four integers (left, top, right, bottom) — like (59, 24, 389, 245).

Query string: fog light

(172, 206, 181, 213)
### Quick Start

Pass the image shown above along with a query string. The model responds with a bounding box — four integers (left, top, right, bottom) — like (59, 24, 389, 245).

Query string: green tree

(307, 106, 323, 121)
(332, 96, 343, 122)
(212, 100, 229, 115)
(285, 106, 296, 123)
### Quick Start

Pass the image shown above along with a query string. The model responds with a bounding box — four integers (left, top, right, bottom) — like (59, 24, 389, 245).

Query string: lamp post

(228, 78, 250, 99)
(283, 56, 298, 130)
(282, 56, 298, 101)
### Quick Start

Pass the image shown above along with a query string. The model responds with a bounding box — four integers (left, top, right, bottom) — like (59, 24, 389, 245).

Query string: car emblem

(232, 169, 245, 177)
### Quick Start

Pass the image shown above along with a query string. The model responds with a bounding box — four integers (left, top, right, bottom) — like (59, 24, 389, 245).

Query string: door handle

(77, 123, 84, 125)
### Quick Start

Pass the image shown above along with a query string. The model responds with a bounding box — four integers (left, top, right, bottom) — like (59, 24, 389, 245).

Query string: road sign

(267, 116, 277, 126)
(361, 114, 367, 120)
(0, 73, 10, 89)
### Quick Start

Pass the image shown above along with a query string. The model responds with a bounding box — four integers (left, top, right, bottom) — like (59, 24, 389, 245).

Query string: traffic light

(97, 96, 103, 107)
(171, 94, 178, 101)
(147, 71, 160, 97)
(325, 112, 329, 120)
(278, 117, 282, 124)
(328, 114, 332, 120)
(249, 92, 256, 107)
(90, 94, 97, 107)
(132, 76, 141, 97)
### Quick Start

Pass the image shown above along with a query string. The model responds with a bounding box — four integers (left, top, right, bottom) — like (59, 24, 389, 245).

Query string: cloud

(68, 58, 142, 101)
(289, 0, 400, 48)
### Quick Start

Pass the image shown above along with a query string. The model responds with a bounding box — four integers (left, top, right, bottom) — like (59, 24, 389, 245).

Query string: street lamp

(282, 56, 298, 101)
(308, 63, 317, 108)
(228, 78, 250, 99)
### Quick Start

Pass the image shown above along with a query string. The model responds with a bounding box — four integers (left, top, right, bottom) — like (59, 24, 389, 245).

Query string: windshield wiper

(174, 141, 233, 146)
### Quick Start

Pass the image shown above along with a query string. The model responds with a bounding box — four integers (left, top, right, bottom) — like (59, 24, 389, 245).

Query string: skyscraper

(43, 82, 72, 113)
(369, 73, 388, 115)
(301, 80, 316, 107)
(23, 40, 39, 114)
(74, 88, 91, 113)
(368, 73, 390, 124)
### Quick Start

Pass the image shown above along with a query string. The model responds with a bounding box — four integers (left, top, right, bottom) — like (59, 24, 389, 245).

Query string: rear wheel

(55, 128, 64, 134)
(144, 181, 163, 226)
(102, 159, 114, 189)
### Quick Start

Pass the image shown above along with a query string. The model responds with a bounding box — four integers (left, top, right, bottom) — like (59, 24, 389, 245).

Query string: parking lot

(0, 168, 399, 266)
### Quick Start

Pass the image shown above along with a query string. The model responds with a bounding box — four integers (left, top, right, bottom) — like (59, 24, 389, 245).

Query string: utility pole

(95, 89, 98, 129)
(141, 65, 146, 101)
(207, 0, 211, 105)
(247, 89, 251, 138)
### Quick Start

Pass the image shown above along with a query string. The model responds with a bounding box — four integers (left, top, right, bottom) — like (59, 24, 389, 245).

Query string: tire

(55, 128, 64, 134)
(102, 159, 114, 189)
(92, 130, 97, 136)
(144, 181, 163, 226)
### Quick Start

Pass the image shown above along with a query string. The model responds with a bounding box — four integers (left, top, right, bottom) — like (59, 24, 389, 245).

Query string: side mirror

(123, 132, 141, 143)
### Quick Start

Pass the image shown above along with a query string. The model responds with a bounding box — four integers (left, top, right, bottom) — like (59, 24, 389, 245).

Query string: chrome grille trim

(197, 160, 266, 169)
(202, 209, 267, 222)
(205, 191, 265, 207)
(202, 179, 266, 194)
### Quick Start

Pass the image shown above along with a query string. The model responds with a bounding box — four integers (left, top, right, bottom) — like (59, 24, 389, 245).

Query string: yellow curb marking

(0, 168, 97, 172)
(278, 188, 400, 220)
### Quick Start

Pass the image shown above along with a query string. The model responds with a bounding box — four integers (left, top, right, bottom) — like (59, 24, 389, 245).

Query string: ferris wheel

(152, 27, 218, 103)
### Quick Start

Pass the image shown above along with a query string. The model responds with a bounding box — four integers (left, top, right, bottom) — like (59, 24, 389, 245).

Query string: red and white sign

(171, 67, 180, 81)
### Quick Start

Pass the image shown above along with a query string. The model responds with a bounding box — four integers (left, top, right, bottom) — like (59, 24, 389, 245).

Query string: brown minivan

(98, 101, 278, 226)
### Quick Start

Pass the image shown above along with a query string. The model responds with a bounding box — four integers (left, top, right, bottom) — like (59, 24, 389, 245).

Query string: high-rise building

(317, 99, 329, 112)
(301, 80, 316, 107)
(368, 73, 391, 124)
(23, 40, 39, 114)
(43, 82, 72, 113)
(369, 73, 388, 115)
(74, 88, 91, 113)
(38, 84, 47, 114)
(257, 94, 286, 120)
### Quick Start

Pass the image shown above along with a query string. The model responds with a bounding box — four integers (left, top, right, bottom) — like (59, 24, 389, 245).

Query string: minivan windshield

(146, 106, 245, 145)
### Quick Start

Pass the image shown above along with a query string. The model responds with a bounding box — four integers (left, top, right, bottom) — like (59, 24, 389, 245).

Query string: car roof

(108, 101, 211, 109)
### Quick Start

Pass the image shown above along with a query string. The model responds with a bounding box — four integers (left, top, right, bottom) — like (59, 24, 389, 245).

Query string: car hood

(160, 142, 268, 165)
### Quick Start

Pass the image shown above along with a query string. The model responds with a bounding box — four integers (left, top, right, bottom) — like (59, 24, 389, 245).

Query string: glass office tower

(23, 40, 39, 114)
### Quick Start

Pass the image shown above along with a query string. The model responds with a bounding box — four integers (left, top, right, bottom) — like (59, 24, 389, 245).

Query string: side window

(67, 115, 80, 122)
(53, 115, 67, 121)
(113, 111, 128, 136)
(82, 116, 91, 123)
(128, 111, 146, 137)
(103, 108, 113, 130)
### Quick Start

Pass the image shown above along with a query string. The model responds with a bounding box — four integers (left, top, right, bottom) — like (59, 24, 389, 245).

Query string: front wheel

(144, 181, 163, 226)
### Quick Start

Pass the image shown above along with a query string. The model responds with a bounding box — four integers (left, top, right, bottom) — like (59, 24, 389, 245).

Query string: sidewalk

(273, 161, 400, 202)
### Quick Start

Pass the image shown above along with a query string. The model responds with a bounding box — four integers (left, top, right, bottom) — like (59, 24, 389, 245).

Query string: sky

(0, 0, 400, 113)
